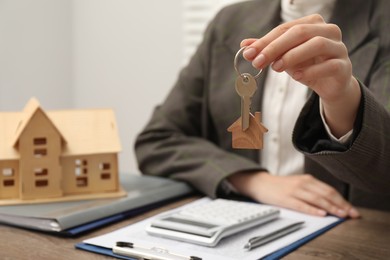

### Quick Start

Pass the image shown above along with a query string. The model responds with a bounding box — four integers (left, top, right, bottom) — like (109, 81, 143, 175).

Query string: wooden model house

(228, 112, 268, 149)
(0, 98, 124, 205)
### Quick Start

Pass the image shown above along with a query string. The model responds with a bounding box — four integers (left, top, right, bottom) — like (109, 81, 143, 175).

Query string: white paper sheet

(83, 198, 341, 260)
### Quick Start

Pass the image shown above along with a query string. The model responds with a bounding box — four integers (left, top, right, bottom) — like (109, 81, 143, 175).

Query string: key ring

(234, 46, 262, 80)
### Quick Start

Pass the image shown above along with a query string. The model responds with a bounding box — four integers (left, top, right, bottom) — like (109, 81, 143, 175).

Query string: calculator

(146, 199, 280, 246)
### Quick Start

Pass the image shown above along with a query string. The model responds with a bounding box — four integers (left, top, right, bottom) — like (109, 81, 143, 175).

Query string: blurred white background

(0, 0, 243, 174)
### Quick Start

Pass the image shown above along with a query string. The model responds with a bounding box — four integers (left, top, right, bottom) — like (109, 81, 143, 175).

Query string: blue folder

(0, 174, 193, 236)
(61, 174, 194, 236)
(62, 194, 191, 236)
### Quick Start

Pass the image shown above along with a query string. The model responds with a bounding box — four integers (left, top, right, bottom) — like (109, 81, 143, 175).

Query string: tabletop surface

(0, 196, 389, 260)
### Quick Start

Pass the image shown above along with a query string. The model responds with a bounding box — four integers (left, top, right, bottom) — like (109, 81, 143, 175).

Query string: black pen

(244, 221, 305, 250)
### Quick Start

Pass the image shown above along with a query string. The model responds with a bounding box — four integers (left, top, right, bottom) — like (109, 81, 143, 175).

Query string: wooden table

(0, 196, 389, 259)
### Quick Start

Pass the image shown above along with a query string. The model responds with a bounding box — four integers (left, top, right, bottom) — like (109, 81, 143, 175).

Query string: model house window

(99, 162, 111, 180)
(101, 173, 110, 180)
(34, 148, 47, 157)
(2, 168, 15, 187)
(99, 163, 110, 170)
(74, 159, 88, 186)
(33, 137, 48, 158)
(75, 167, 88, 176)
(2, 168, 14, 177)
(35, 179, 48, 187)
(75, 159, 87, 166)
(75, 167, 82, 176)
(76, 177, 88, 187)
(33, 137, 47, 145)
(75, 159, 88, 176)
(3, 179, 14, 187)
(34, 168, 48, 176)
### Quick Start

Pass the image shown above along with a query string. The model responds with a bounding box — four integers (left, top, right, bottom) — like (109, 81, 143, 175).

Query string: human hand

(240, 14, 361, 137)
(228, 171, 360, 218)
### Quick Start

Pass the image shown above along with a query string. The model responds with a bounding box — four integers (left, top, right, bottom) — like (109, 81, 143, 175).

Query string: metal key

(235, 73, 257, 131)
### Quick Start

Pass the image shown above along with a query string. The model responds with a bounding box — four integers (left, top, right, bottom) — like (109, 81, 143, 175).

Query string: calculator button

(177, 199, 278, 226)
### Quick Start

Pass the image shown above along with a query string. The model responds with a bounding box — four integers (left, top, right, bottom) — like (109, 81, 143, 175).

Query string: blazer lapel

(224, 0, 281, 54)
(330, 0, 372, 54)
(331, 0, 378, 82)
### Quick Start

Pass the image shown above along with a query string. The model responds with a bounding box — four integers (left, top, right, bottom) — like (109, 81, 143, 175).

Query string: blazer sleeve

(293, 65, 390, 194)
(134, 12, 264, 198)
(293, 0, 390, 194)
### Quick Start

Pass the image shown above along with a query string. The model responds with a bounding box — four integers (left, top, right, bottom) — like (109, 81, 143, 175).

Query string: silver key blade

(235, 73, 257, 131)
(241, 96, 251, 130)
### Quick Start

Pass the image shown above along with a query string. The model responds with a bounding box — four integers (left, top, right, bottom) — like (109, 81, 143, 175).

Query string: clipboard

(75, 220, 343, 259)
(75, 198, 344, 260)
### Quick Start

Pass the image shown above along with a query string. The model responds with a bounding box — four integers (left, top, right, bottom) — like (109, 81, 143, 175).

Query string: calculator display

(163, 217, 219, 230)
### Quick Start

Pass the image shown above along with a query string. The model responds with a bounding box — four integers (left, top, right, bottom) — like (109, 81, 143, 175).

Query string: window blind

(182, 0, 246, 65)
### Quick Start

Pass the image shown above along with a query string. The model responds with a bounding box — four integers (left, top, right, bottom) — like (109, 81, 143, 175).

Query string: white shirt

(281, 0, 336, 22)
(260, 0, 346, 176)
(261, 70, 307, 176)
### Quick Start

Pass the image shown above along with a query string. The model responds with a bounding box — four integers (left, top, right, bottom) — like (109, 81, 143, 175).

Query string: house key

(235, 73, 257, 131)
(228, 46, 266, 149)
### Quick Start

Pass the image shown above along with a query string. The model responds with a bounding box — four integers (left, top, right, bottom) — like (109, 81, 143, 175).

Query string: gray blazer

(135, 0, 390, 210)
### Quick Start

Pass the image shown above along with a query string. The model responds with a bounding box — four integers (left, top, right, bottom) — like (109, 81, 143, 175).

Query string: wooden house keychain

(227, 46, 268, 149)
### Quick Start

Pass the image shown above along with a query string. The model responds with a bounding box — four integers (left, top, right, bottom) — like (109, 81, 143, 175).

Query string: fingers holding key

(270, 36, 347, 72)
(240, 14, 343, 71)
(240, 14, 326, 49)
(238, 14, 356, 103)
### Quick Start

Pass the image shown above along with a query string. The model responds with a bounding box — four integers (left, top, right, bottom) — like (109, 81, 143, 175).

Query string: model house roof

(11, 98, 66, 147)
(0, 98, 121, 160)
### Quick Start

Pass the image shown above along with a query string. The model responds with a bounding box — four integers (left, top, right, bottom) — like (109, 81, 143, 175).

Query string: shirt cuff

(319, 99, 353, 144)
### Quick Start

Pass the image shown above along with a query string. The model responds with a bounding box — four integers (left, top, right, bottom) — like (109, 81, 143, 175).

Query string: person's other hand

(240, 14, 361, 137)
(228, 171, 360, 218)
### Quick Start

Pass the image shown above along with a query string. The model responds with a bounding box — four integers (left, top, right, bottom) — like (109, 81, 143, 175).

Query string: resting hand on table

(241, 14, 361, 138)
(228, 171, 360, 219)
